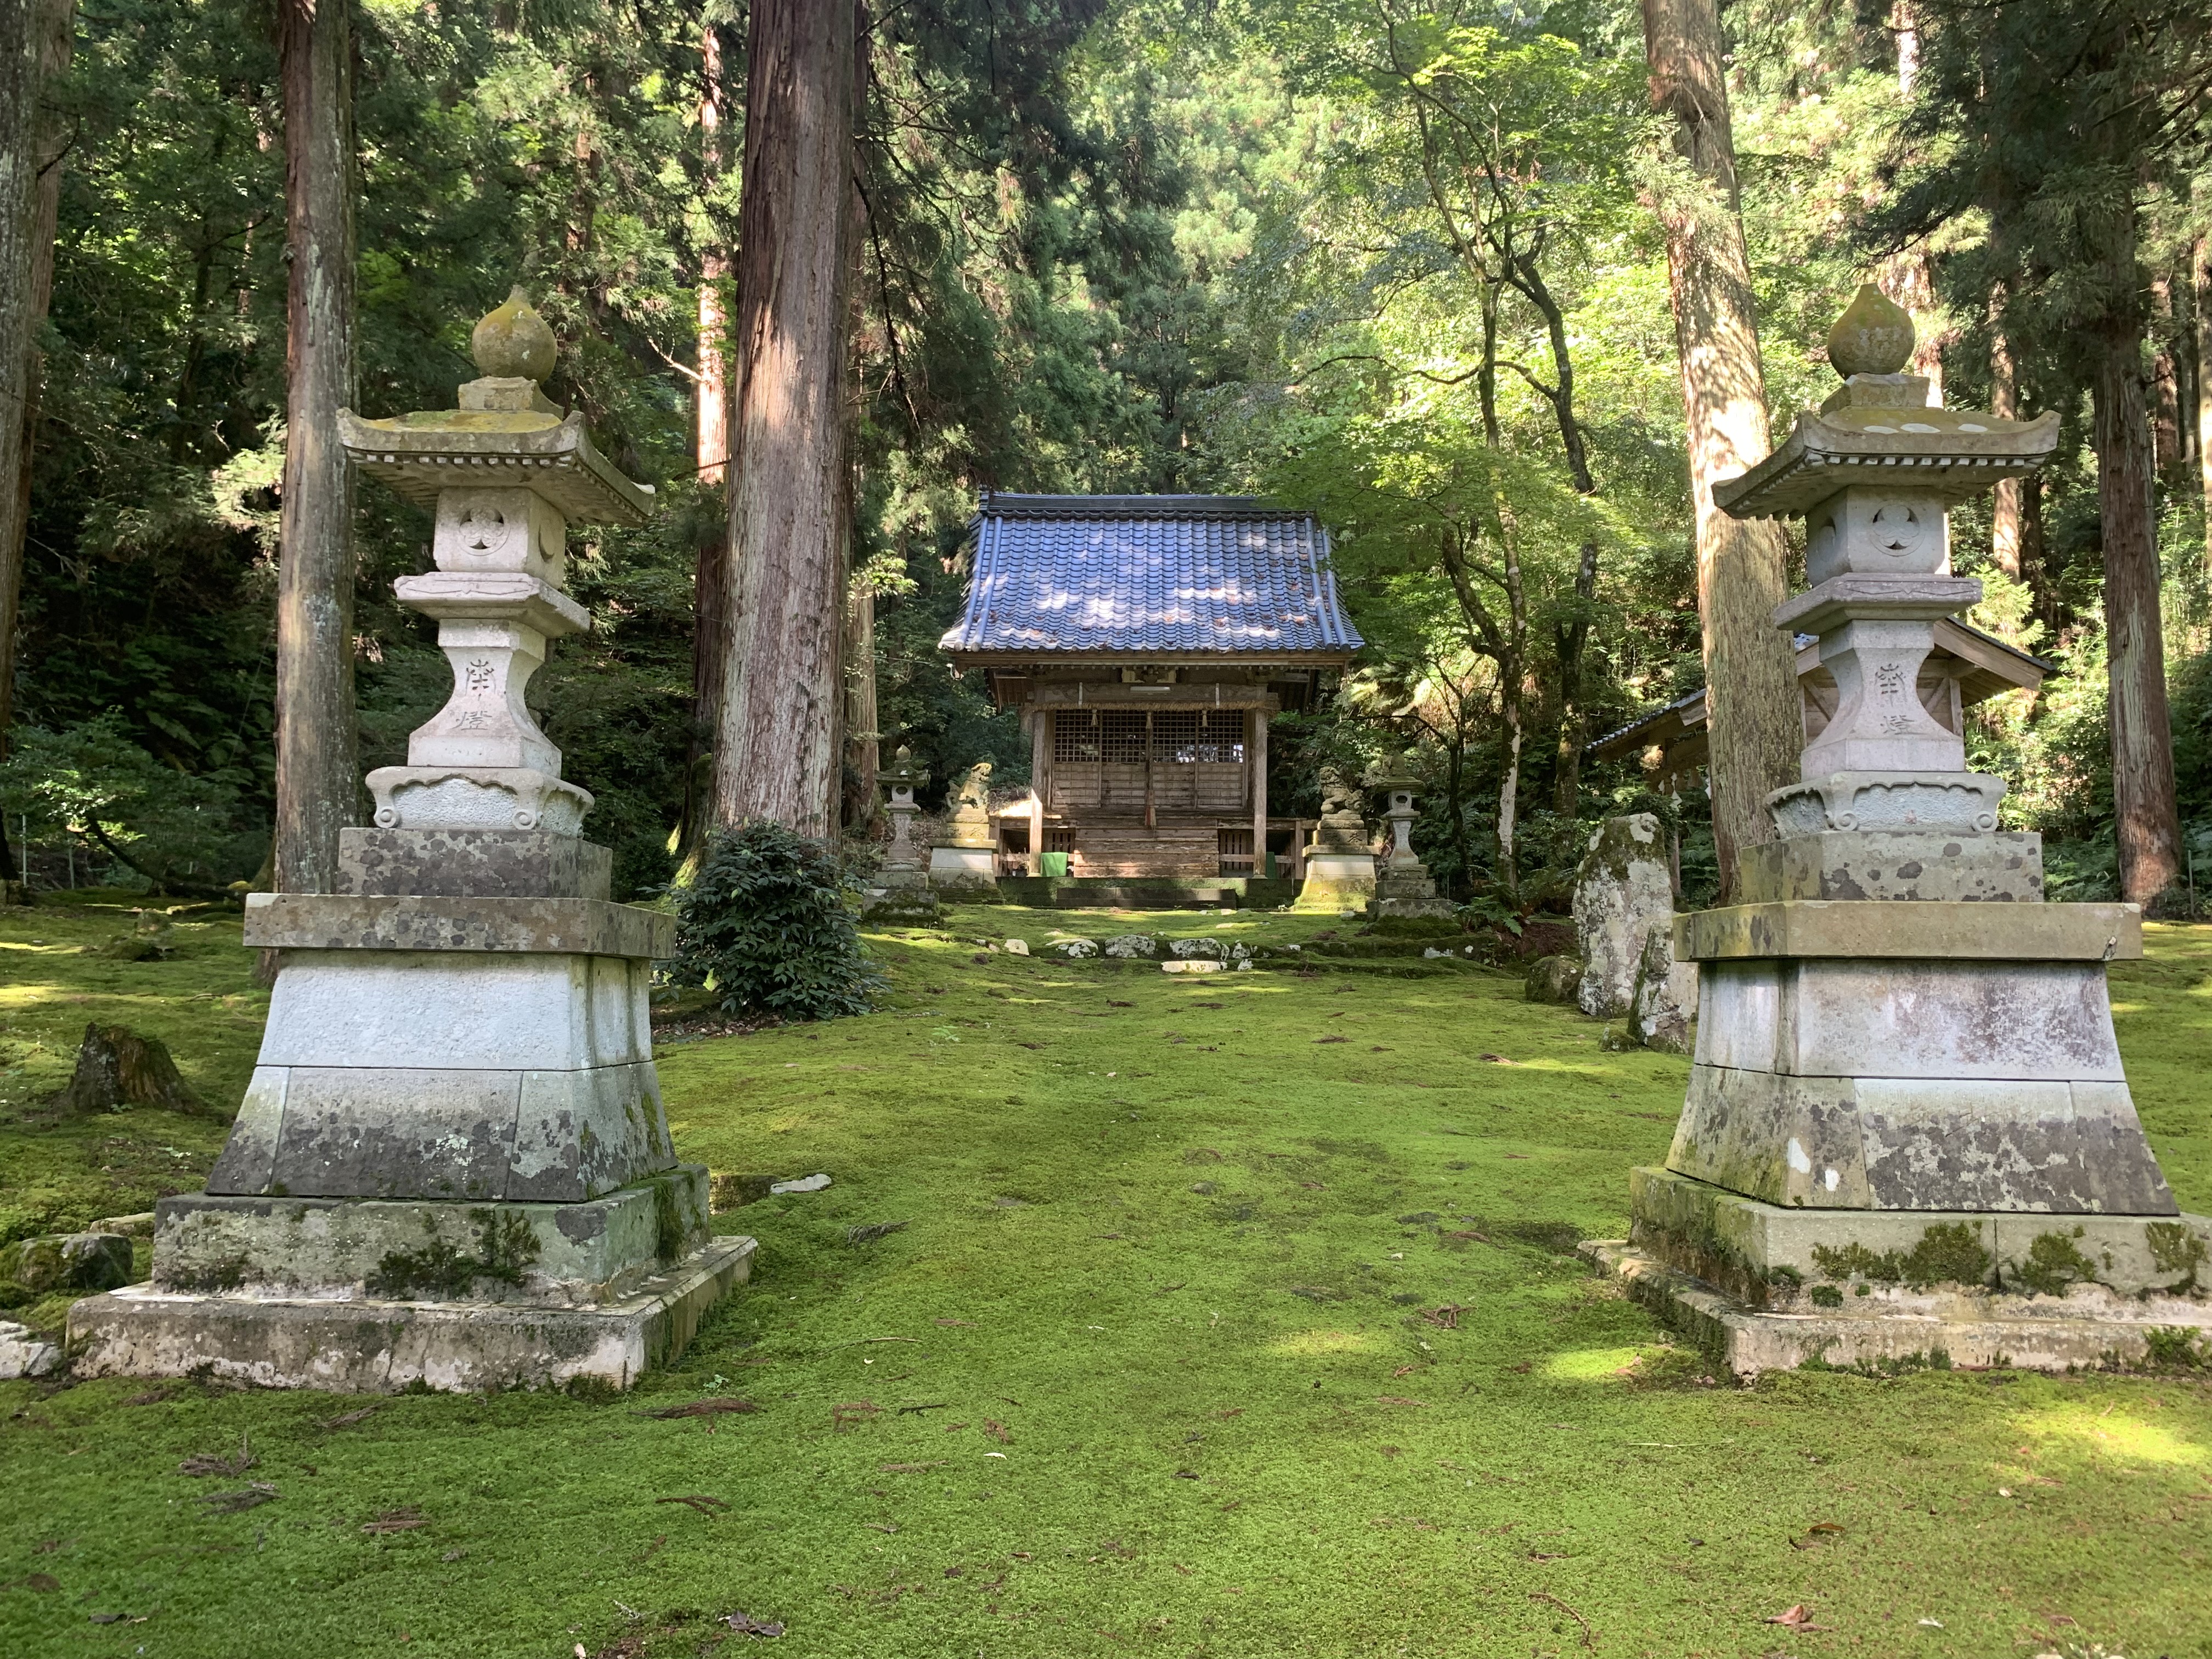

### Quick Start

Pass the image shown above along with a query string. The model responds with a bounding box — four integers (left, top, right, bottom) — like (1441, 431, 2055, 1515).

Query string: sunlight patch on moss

(1542, 1345, 1649, 1381)
(1268, 1328, 1383, 1357)
(2014, 1402, 2207, 1466)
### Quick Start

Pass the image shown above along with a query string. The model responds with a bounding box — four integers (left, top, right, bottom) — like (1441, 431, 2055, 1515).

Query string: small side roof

(939, 493, 1363, 663)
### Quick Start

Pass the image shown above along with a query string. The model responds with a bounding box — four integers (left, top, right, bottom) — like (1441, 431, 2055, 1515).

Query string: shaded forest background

(3, 0, 2209, 909)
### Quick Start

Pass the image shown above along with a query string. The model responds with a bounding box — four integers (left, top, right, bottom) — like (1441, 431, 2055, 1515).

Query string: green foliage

(670, 823, 884, 1024)
(0, 714, 259, 895)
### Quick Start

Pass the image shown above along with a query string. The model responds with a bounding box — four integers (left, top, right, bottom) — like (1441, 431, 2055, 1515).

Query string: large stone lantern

(71, 292, 754, 1392)
(1596, 287, 2212, 1374)
(1367, 761, 1454, 918)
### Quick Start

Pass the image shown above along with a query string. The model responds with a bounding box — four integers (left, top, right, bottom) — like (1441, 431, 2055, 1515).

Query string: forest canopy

(1, 0, 2208, 909)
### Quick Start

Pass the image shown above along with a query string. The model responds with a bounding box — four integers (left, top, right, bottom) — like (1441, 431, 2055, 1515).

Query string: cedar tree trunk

(0, 0, 71, 873)
(2197, 235, 2211, 568)
(710, 0, 859, 840)
(1641, 0, 1802, 901)
(2093, 289, 2181, 907)
(272, 0, 359, 894)
(845, 579, 878, 831)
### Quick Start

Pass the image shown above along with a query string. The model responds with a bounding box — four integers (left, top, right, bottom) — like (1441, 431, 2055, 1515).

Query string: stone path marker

(69, 296, 755, 1393)
(1587, 287, 2212, 1374)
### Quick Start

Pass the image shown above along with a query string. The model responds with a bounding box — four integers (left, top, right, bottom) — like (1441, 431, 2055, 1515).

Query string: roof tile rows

(939, 494, 1362, 657)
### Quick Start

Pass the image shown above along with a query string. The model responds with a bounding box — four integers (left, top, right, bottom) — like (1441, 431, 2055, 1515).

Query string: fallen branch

(655, 1494, 730, 1517)
(1529, 1592, 1594, 1649)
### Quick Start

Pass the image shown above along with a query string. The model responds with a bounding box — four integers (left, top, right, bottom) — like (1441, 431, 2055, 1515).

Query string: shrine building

(938, 493, 1362, 895)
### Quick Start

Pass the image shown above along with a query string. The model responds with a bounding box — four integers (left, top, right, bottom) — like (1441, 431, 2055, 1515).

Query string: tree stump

(52, 1023, 207, 1116)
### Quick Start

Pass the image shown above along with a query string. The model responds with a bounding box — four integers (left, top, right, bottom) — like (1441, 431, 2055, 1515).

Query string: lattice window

(1052, 707, 1246, 764)
(1192, 709, 1246, 764)
(1100, 710, 1149, 764)
(1052, 709, 1101, 762)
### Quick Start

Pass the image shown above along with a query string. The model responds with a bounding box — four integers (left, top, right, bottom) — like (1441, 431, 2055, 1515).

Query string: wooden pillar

(1143, 708, 1155, 830)
(1029, 703, 1048, 875)
(1250, 704, 1268, 877)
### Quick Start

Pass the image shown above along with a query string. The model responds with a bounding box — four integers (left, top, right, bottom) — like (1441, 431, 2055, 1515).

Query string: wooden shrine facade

(939, 494, 1362, 880)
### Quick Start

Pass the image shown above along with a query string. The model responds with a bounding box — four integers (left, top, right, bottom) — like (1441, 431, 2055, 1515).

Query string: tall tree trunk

(2196, 234, 2211, 570)
(844, 579, 878, 831)
(709, 0, 859, 839)
(0, 0, 70, 881)
(2095, 305, 2181, 908)
(2151, 273, 2182, 475)
(1506, 258, 1601, 817)
(1640, 0, 1802, 902)
(1989, 284, 2024, 590)
(272, 0, 359, 895)
(696, 21, 730, 483)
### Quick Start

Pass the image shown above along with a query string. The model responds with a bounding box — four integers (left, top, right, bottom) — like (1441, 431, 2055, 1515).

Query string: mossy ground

(2, 900, 2210, 1657)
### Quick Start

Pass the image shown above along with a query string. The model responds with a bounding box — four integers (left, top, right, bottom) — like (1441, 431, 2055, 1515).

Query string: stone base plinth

(150, 1167, 713, 1306)
(927, 844, 1000, 899)
(861, 886, 943, 924)
(1628, 1165, 2209, 1305)
(1583, 1239, 2212, 1379)
(1739, 829, 2044, 903)
(67, 1236, 754, 1394)
(1293, 853, 1376, 912)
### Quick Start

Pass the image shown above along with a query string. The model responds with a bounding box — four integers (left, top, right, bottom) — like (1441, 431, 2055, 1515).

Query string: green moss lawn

(3, 898, 2210, 1657)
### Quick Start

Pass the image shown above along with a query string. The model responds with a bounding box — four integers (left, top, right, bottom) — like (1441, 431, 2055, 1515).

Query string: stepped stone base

(1293, 853, 1377, 912)
(149, 1167, 713, 1306)
(1629, 1166, 2210, 1304)
(1583, 1239, 2212, 1378)
(928, 844, 1000, 899)
(67, 1235, 754, 1394)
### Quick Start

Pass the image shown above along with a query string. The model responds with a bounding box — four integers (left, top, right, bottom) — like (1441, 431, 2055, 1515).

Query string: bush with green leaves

(669, 822, 884, 1023)
(0, 714, 259, 895)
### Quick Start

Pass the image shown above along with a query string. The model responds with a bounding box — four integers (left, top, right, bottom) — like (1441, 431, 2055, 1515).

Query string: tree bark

(709, 0, 860, 840)
(272, 0, 359, 895)
(844, 579, 878, 830)
(2196, 234, 2211, 572)
(1989, 286, 2024, 589)
(1640, 0, 1802, 902)
(2095, 308, 2182, 907)
(0, 0, 70, 878)
(696, 21, 730, 484)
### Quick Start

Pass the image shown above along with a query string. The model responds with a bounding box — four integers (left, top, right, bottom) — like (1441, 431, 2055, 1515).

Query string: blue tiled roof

(939, 494, 1363, 657)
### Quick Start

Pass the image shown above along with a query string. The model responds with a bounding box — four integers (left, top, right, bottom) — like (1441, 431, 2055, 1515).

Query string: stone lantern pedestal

(1293, 769, 1378, 911)
(927, 759, 1001, 900)
(69, 294, 753, 1393)
(1587, 289, 2212, 1375)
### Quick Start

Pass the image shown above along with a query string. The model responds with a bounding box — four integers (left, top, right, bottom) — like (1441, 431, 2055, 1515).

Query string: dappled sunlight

(1541, 1345, 1649, 1382)
(1268, 1328, 1385, 1358)
(2013, 1402, 2207, 1468)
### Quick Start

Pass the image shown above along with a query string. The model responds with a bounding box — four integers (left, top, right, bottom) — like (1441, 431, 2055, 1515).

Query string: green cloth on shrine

(1040, 850, 1070, 878)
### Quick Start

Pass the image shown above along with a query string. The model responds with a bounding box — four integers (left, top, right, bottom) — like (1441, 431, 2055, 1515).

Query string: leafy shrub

(670, 822, 883, 1023)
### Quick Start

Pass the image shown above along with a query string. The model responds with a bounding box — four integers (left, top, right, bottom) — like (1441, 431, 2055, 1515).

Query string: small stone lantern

(1367, 761, 1454, 917)
(879, 745, 929, 884)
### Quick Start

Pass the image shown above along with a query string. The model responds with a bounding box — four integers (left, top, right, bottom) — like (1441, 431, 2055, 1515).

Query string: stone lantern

(71, 291, 754, 1393)
(1367, 761, 1454, 918)
(879, 745, 930, 883)
(862, 746, 943, 923)
(1595, 286, 2211, 1374)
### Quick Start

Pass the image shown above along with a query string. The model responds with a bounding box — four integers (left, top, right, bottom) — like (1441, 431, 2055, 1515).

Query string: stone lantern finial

(471, 286, 558, 381)
(1825, 283, 1915, 379)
